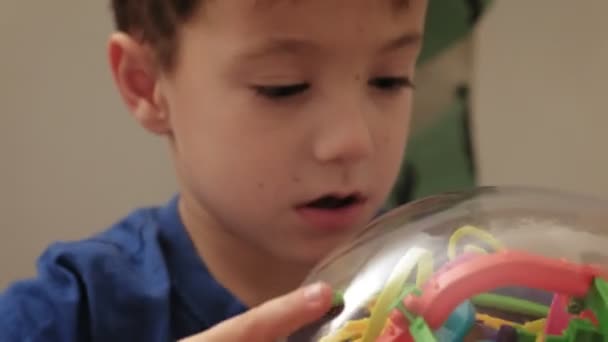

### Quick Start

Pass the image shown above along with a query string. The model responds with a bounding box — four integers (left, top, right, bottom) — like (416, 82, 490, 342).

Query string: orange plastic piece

(402, 250, 608, 329)
(375, 311, 414, 342)
(580, 310, 599, 325)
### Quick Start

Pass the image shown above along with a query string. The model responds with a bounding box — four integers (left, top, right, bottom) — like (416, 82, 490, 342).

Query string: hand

(180, 282, 334, 342)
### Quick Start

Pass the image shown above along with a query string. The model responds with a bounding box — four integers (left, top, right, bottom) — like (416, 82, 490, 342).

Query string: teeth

(309, 195, 357, 209)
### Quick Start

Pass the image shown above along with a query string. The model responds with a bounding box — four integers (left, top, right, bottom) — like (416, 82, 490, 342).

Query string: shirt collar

(157, 194, 247, 328)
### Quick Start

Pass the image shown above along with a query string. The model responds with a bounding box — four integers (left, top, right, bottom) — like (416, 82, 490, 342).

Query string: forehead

(198, 0, 426, 38)
(175, 0, 427, 72)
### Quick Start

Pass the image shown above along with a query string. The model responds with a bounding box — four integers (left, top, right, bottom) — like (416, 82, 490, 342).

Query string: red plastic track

(401, 250, 608, 329)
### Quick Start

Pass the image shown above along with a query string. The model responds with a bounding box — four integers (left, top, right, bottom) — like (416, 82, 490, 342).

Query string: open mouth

(304, 193, 363, 210)
(296, 192, 368, 230)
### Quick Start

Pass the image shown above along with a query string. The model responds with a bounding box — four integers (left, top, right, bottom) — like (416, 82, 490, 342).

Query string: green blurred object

(406, 91, 475, 199)
(387, 0, 494, 207)
(418, 0, 494, 65)
(387, 89, 475, 208)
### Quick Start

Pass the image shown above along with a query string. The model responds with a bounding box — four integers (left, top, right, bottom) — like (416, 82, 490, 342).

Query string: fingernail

(304, 282, 324, 303)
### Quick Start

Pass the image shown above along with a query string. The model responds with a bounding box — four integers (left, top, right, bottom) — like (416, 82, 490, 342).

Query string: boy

(0, 0, 427, 341)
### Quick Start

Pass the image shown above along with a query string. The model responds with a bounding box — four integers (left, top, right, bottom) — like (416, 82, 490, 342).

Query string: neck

(178, 196, 314, 307)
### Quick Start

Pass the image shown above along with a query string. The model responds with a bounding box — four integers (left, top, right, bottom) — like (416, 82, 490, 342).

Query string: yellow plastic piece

(319, 318, 368, 342)
(476, 313, 519, 329)
(463, 244, 489, 255)
(319, 303, 398, 342)
(360, 247, 433, 342)
(476, 314, 546, 329)
(522, 318, 546, 333)
(536, 331, 545, 342)
(416, 250, 434, 287)
(448, 225, 504, 260)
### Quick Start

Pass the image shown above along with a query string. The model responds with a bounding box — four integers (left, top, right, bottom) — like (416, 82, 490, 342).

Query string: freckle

(292, 176, 301, 183)
(354, 74, 361, 81)
(257, 182, 265, 189)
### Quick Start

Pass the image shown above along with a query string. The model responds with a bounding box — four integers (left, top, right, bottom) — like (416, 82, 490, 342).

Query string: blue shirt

(0, 196, 247, 341)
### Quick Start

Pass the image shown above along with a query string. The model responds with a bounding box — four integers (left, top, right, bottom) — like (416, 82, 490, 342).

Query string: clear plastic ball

(286, 186, 608, 342)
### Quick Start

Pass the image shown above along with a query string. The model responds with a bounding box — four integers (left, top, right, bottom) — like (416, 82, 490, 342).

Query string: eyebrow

(379, 31, 423, 53)
(392, 0, 411, 10)
(255, 0, 411, 11)
(238, 31, 422, 61)
(240, 38, 316, 61)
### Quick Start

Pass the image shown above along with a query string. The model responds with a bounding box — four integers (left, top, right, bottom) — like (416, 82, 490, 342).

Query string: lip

(295, 195, 368, 232)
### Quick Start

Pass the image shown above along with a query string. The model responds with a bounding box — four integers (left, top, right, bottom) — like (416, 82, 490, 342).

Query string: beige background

(1, 0, 608, 288)
(472, 0, 608, 197)
(0, 2, 176, 288)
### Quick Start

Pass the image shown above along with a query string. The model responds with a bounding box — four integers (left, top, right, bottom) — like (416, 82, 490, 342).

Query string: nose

(313, 103, 375, 164)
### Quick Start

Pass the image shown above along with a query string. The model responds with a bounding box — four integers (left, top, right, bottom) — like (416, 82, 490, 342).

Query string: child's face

(157, 0, 426, 263)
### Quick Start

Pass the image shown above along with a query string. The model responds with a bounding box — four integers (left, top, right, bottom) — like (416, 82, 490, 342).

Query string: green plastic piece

(395, 284, 422, 306)
(395, 301, 416, 323)
(389, 284, 422, 322)
(515, 327, 537, 342)
(584, 277, 608, 339)
(331, 290, 344, 307)
(471, 293, 550, 318)
(385, 285, 437, 342)
(409, 317, 437, 342)
(545, 319, 605, 342)
(542, 279, 608, 342)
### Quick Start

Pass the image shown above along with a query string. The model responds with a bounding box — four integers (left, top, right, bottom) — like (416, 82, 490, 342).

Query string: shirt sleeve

(0, 212, 179, 342)
(0, 243, 86, 342)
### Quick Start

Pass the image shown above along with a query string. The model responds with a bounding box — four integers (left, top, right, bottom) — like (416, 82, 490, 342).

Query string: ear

(107, 33, 171, 135)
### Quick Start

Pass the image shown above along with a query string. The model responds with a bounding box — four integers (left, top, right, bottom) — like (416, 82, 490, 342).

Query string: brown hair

(111, 0, 412, 70)
(110, 0, 202, 70)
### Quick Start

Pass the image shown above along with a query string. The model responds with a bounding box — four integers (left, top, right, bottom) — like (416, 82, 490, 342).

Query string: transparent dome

(287, 186, 608, 342)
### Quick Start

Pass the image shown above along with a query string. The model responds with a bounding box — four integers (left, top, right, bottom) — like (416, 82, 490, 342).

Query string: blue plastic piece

(434, 300, 476, 341)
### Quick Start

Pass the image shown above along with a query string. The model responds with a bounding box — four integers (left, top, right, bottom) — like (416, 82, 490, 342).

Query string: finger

(212, 282, 333, 342)
(250, 282, 334, 340)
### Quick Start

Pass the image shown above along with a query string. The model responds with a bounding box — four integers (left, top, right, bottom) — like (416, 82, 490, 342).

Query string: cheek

(380, 97, 412, 142)
(374, 102, 412, 178)
(381, 129, 409, 176)
(173, 105, 299, 203)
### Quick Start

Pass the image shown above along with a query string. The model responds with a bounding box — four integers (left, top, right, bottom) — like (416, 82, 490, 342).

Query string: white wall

(0, 2, 176, 288)
(472, 0, 608, 199)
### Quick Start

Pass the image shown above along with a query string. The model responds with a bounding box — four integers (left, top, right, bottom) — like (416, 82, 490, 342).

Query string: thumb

(190, 282, 334, 342)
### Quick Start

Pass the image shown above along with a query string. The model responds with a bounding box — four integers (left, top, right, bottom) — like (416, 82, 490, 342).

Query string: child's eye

(369, 77, 415, 91)
(253, 83, 310, 99)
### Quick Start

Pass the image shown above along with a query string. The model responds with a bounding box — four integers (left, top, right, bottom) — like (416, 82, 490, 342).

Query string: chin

(279, 235, 354, 268)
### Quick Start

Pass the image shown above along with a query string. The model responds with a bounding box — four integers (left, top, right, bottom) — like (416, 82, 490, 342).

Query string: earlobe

(107, 33, 171, 135)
